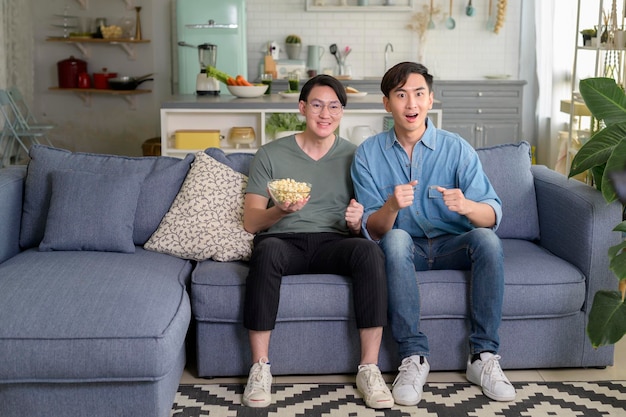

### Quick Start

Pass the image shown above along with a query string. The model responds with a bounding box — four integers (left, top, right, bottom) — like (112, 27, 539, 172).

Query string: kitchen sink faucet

(384, 42, 394, 72)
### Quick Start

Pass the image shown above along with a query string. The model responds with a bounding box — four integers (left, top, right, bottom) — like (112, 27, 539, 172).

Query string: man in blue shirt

(351, 62, 516, 406)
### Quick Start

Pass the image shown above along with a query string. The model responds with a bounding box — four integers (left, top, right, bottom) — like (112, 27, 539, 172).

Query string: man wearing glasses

(241, 75, 393, 410)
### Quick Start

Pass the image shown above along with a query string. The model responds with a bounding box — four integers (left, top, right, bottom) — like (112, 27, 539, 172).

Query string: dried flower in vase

(406, 4, 441, 63)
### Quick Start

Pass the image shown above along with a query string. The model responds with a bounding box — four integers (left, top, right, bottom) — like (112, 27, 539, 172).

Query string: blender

(178, 42, 220, 95)
(196, 43, 219, 95)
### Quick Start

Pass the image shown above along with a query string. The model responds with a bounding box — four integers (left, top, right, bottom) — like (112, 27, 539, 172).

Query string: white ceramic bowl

(227, 84, 268, 98)
(228, 126, 256, 148)
(267, 179, 311, 205)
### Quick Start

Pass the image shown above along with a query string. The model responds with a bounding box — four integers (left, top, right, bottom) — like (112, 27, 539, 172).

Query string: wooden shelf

(49, 87, 151, 109)
(46, 37, 150, 59)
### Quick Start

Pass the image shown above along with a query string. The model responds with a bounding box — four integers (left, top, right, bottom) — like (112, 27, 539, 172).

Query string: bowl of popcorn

(267, 179, 311, 205)
(100, 24, 124, 39)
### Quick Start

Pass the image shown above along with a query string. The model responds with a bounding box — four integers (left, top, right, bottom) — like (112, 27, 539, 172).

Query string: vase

(285, 44, 302, 60)
(134, 7, 142, 41)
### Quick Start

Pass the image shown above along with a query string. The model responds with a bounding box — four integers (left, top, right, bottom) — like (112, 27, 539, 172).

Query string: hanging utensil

(329, 43, 340, 64)
(466, 0, 474, 16)
(445, 0, 456, 29)
(486, 0, 495, 30)
(428, 0, 435, 29)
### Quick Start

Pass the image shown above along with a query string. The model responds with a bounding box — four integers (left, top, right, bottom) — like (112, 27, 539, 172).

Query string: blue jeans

(379, 228, 504, 360)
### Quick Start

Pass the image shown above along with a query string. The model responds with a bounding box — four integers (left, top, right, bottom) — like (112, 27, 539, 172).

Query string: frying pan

(107, 73, 154, 90)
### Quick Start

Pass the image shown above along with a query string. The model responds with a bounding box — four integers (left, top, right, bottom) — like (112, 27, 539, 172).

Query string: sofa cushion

(204, 147, 253, 176)
(39, 170, 142, 253)
(0, 248, 192, 382)
(191, 239, 584, 326)
(20, 145, 194, 249)
(477, 141, 540, 240)
(144, 151, 254, 262)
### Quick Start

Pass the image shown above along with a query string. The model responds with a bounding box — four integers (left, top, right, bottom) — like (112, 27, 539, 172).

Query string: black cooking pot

(108, 74, 154, 90)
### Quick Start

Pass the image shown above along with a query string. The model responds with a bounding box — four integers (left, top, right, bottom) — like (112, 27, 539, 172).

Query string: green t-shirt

(246, 135, 357, 235)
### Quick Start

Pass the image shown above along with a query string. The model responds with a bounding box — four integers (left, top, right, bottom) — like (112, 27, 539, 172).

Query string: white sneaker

(391, 355, 430, 406)
(356, 364, 394, 409)
(242, 357, 272, 408)
(466, 352, 516, 401)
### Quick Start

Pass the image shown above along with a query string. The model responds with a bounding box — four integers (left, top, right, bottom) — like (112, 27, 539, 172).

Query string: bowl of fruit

(227, 84, 268, 98)
(267, 179, 311, 205)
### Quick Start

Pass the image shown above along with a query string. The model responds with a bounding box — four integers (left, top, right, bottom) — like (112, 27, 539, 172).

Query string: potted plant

(285, 34, 302, 60)
(568, 77, 626, 348)
(580, 28, 597, 46)
(265, 112, 306, 140)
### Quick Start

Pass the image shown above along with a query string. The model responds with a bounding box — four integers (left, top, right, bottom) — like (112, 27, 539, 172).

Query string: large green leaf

(580, 78, 626, 127)
(613, 220, 626, 233)
(609, 241, 626, 279)
(603, 138, 626, 202)
(587, 290, 626, 348)
(569, 124, 625, 177)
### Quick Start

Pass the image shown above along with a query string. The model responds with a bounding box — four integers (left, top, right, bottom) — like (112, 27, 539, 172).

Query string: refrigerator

(174, 0, 247, 95)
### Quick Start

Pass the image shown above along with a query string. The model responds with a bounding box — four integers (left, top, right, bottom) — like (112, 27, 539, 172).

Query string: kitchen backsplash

(245, 0, 521, 81)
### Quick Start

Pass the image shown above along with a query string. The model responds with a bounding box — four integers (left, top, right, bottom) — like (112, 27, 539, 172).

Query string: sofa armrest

(531, 165, 622, 299)
(0, 166, 26, 264)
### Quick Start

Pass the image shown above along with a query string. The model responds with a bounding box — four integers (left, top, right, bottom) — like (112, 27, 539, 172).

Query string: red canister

(93, 68, 118, 89)
(57, 56, 87, 88)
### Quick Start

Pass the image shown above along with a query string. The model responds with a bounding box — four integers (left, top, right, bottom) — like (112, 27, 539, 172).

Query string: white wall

(246, 0, 521, 81)
(32, 0, 523, 156)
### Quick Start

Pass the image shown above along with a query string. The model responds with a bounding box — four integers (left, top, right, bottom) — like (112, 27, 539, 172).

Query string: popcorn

(268, 179, 311, 204)
(100, 24, 123, 39)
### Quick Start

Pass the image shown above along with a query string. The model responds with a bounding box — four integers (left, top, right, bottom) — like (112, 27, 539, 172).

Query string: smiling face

(383, 72, 434, 141)
(299, 85, 344, 139)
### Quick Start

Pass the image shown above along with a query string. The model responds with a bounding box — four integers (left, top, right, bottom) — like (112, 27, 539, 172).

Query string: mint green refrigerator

(174, 0, 247, 95)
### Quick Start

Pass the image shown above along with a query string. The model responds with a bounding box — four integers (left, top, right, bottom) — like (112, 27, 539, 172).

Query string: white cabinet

(160, 95, 442, 158)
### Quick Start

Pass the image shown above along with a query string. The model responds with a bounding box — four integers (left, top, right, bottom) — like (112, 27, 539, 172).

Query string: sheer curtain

(0, 0, 34, 101)
(534, 1, 578, 170)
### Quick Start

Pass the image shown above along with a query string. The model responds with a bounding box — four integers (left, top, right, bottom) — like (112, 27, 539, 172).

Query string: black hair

(299, 74, 348, 107)
(380, 62, 434, 97)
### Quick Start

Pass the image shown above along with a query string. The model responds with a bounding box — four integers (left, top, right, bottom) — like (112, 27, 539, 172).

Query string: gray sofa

(0, 141, 621, 417)
(192, 142, 622, 377)
(0, 146, 195, 417)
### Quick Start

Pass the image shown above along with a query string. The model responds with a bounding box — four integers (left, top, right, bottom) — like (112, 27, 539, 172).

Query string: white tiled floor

(181, 337, 626, 385)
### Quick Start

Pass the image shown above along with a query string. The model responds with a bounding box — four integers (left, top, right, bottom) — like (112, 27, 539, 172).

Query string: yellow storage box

(174, 130, 222, 149)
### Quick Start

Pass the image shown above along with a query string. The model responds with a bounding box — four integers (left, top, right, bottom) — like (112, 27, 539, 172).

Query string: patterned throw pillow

(144, 151, 254, 262)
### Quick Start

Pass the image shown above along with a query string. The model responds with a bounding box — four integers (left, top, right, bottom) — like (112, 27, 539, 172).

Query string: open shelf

(49, 87, 151, 109)
(46, 37, 150, 59)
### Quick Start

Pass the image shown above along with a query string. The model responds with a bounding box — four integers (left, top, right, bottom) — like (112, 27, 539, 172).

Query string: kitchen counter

(162, 93, 442, 111)
(248, 78, 526, 95)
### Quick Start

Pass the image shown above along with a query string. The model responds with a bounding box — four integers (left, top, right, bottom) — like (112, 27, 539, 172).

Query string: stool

(142, 137, 161, 156)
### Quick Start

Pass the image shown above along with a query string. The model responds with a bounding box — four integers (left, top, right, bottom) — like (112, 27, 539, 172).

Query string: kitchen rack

(305, 0, 413, 12)
(48, 87, 151, 110)
(72, 0, 136, 10)
(564, 0, 624, 176)
(46, 37, 150, 60)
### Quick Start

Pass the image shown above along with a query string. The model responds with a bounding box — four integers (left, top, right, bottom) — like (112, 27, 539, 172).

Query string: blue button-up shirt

(351, 118, 502, 240)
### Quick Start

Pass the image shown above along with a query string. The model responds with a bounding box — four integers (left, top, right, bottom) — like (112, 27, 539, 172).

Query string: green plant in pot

(265, 112, 306, 140)
(285, 34, 302, 60)
(580, 28, 597, 46)
(569, 77, 626, 348)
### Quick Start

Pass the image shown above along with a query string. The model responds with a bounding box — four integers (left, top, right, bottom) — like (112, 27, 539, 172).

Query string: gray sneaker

(356, 364, 394, 409)
(466, 353, 516, 401)
(392, 355, 430, 406)
(242, 357, 272, 408)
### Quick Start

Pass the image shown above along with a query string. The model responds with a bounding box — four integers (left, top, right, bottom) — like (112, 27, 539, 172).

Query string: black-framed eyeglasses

(306, 100, 344, 115)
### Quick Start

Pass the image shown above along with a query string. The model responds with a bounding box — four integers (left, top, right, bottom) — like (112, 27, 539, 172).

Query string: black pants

(244, 232, 388, 331)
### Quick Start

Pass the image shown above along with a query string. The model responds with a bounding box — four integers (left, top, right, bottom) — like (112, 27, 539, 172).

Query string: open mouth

(406, 113, 419, 122)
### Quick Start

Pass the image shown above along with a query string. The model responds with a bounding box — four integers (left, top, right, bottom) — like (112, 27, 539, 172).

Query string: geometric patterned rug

(172, 381, 626, 416)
